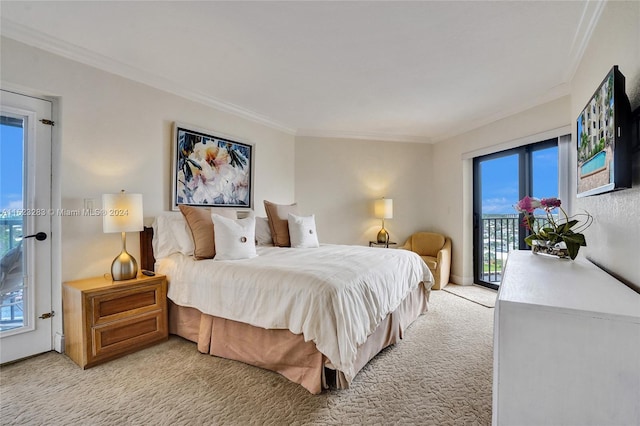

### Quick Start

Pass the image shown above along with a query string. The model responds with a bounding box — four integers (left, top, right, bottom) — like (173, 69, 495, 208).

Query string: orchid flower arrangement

(514, 196, 593, 260)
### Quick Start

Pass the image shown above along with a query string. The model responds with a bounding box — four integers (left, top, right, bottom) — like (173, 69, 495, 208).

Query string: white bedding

(156, 244, 433, 383)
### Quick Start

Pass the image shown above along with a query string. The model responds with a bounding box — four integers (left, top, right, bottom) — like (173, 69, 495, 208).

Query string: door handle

(24, 232, 47, 241)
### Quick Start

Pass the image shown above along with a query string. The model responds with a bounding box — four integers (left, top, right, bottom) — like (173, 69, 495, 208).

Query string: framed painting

(172, 122, 254, 209)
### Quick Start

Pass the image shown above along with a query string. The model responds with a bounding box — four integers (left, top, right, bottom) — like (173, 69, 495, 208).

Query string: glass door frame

(0, 90, 54, 363)
(473, 138, 558, 289)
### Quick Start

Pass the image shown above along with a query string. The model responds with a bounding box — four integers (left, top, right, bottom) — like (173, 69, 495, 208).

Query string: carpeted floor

(0, 291, 493, 425)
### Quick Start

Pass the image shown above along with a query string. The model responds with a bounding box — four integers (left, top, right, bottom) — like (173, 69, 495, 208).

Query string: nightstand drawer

(91, 311, 166, 361)
(92, 284, 162, 326)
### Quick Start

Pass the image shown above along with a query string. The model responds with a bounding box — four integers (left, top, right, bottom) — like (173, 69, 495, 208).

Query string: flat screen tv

(576, 66, 632, 197)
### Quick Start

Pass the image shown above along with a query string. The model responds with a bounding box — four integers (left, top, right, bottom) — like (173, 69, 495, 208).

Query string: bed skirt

(168, 281, 431, 394)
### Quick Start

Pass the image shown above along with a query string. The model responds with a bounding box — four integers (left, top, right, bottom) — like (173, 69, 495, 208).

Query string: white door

(0, 90, 53, 363)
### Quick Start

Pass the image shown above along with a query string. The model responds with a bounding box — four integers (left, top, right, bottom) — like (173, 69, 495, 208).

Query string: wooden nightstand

(62, 273, 168, 369)
(369, 241, 397, 248)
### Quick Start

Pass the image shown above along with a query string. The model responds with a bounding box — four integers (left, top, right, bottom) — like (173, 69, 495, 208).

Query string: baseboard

(450, 274, 474, 285)
(54, 332, 65, 354)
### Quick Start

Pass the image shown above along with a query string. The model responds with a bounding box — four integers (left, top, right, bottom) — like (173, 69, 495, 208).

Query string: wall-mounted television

(576, 65, 632, 197)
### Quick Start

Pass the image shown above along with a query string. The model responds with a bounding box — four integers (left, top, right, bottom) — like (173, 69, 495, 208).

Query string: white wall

(1, 37, 295, 282)
(571, 0, 640, 290)
(294, 136, 433, 246)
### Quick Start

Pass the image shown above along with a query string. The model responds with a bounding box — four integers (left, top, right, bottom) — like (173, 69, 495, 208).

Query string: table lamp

(374, 198, 393, 244)
(102, 190, 143, 281)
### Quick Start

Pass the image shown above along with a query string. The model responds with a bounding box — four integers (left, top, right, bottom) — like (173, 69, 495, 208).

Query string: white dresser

(492, 250, 640, 426)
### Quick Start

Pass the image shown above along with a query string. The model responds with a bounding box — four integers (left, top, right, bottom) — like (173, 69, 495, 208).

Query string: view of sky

(1, 124, 24, 213)
(481, 146, 558, 215)
(532, 147, 559, 199)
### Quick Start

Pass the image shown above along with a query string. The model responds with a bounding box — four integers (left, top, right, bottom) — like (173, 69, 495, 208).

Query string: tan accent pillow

(178, 206, 238, 259)
(264, 200, 298, 247)
(179, 205, 216, 259)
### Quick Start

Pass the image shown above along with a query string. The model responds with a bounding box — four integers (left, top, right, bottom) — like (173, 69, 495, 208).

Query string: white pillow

(152, 213, 195, 258)
(287, 213, 319, 248)
(255, 217, 273, 246)
(211, 214, 258, 260)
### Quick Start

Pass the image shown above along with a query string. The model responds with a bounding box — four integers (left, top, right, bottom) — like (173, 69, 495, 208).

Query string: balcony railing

(1, 217, 24, 330)
(480, 213, 556, 284)
(481, 214, 520, 283)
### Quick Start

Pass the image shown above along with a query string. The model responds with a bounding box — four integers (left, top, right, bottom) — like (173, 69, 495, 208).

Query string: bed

(141, 211, 433, 394)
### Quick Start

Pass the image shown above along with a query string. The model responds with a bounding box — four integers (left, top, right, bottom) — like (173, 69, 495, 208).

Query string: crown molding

(0, 18, 296, 135)
(563, 0, 607, 82)
(295, 129, 430, 144)
(1, 19, 427, 143)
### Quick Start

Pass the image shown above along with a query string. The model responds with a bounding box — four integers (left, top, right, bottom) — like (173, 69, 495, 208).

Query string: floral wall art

(172, 123, 253, 209)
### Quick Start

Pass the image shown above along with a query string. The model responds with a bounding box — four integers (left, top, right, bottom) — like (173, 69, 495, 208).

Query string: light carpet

(443, 284, 498, 308)
(0, 291, 493, 425)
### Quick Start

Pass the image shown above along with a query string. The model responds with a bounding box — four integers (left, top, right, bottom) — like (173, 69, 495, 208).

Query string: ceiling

(0, 1, 605, 143)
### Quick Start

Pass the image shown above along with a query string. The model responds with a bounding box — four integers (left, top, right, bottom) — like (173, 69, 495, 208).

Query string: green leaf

(540, 231, 561, 244)
(564, 241, 580, 260)
(560, 220, 579, 233)
(563, 233, 586, 247)
(524, 235, 537, 246)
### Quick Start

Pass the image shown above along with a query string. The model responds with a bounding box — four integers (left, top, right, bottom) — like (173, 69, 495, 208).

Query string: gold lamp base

(111, 232, 138, 281)
(376, 228, 389, 244)
(111, 250, 138, 281)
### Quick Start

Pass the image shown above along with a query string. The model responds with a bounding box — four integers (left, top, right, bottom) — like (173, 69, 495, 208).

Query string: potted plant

(514, 196, 593, 260)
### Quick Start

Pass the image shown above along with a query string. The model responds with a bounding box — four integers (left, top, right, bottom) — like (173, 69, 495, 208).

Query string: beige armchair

(401, 232, 451, 290)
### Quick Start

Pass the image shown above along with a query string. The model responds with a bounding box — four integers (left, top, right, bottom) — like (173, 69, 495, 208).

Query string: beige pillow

(264, 200, 298, 247)
(179, 205, 216, 259)
(179, 206, 238, 259)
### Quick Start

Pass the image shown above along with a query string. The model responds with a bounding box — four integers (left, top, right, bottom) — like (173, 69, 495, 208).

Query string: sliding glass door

(473, 139, 558, 289)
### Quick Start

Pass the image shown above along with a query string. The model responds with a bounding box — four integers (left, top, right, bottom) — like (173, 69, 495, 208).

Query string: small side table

(369, 241, 397, 248)
(63, 273, 168, 368)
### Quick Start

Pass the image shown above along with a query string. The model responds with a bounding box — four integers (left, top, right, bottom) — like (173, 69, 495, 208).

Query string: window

(473, 139, 559, 289)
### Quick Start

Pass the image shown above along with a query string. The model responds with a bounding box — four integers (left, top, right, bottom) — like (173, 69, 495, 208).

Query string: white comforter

(156, 244, 432, 383)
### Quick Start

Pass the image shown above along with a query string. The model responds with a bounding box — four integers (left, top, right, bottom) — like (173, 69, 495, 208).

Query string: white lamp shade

(102, 192, 144, 233)
(374, 198, 393, 219)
